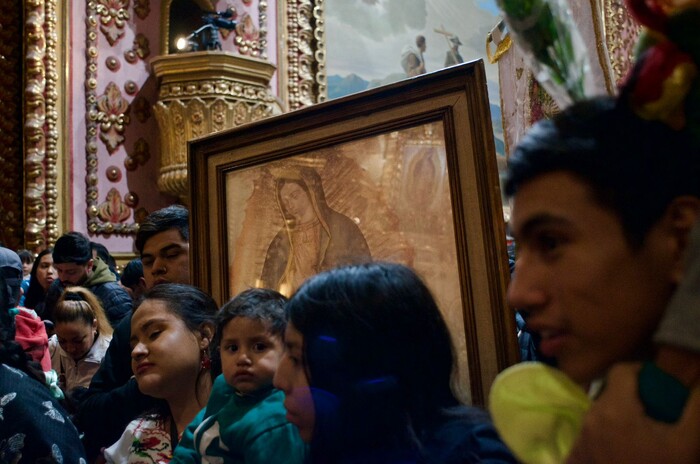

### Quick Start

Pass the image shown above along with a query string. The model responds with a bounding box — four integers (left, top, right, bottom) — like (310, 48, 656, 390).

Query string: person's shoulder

(0, 363, 28, 382)
(92, 279, 127, 294)
(425, 406, 517, 463)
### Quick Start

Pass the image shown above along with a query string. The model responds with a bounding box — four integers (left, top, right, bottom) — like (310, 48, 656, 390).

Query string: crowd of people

(2, 4, 700, 462)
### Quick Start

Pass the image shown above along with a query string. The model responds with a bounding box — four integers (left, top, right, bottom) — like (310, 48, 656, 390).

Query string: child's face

(220, 317, 284, 395)
(507, 172, 675, 384)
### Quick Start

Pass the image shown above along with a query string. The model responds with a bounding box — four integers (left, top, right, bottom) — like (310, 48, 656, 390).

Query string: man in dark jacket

(76, 204, 191, 461)
(51, 232, 131, 326)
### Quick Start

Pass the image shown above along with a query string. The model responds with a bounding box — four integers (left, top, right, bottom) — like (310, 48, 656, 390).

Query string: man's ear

(86, 258, 94, 273)
(665, 196, 700, 284)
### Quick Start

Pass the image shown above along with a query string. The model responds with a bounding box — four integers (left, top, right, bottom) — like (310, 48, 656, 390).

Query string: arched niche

(160, 0, 215, 55)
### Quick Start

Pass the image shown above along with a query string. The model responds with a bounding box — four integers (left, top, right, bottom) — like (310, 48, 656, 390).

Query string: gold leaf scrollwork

(23, 0, 61, 250)
(603, 0, 641, 86)
(96, 81, 130, 153)
(134, 0, 150, 20)
(235, 13, 261, 57)
(95, 0, 130, 46)
(125, 137, 150, 171)
(97, 187, 131, 223)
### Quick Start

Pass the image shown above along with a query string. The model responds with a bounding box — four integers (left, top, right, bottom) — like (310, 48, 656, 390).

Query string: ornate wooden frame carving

(189, 62, 519, 405)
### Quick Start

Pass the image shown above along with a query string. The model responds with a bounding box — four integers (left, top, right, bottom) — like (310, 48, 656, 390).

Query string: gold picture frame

(189, 60, 518, 405)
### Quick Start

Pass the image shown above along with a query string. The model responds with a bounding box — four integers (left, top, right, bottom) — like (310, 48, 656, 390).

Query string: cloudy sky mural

(323, 0, 504, 155)
(325, 0, 501, 98)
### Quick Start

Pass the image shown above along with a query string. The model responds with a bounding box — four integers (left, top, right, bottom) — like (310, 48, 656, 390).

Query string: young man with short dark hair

(505, 97, 700, 462)
(51, 232, 131, 326)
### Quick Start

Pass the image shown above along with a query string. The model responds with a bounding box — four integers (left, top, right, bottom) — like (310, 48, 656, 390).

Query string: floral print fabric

(0, 364, 87, 463)
(104, 416, 173, 463)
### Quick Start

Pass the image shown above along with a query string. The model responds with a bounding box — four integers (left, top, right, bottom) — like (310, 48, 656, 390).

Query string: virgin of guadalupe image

(260, 167, 372, 294)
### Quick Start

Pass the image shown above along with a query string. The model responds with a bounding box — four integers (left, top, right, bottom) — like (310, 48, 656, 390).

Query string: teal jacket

(172, 374, 308, 464)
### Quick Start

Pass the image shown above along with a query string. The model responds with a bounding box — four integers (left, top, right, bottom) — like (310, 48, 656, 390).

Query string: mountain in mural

(327, 74, 370, 99)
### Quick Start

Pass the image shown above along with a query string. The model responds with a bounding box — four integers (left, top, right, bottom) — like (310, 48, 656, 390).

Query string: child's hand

(567, 363, 700, 464)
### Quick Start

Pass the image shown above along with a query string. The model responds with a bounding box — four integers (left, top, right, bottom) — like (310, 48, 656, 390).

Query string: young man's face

(220, 316, 284, 395)
(140, 228, 190, 289)
(54, 261, 92, 286)
(507, 171, 676, 385)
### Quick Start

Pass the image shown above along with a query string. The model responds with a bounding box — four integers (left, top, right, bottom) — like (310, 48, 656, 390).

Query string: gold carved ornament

(603, 0, 641, 86)
(283, 0, 326, 110)
(23, 0, 60, 250)
(151, 52, 279, 200)
(85, 0, 138, 235)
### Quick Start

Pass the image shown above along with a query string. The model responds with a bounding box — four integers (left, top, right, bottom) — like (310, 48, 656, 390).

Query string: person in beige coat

(49, 286, 113, 395)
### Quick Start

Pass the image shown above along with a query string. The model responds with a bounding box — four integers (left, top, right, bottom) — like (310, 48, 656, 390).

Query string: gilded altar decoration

(258, 0, 269, 60)
(97, 187, 131, 223)
(132, 96, 151, 122)
(151, 51, 279, 200)
(95, 82, 130, 154)
(604, 0, 641, 86)
(131, 33, 151, 61)
(125, 137, 150, 171)
(86, 1, 140, 235)
(106, 165, 123, 182)
(125, 80, 139, 95)
(106, 56, 121, 71)
(134, 0, 150, 20)
(235, 13, 260, 56)
(124, 192, 139, 208)
(282, 0, 326, 110)
(96, 0, 130, 46)
(23, 0, 61, 250)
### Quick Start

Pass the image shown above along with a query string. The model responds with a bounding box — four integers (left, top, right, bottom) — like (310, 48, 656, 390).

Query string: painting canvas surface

(225, 120, 472, 402)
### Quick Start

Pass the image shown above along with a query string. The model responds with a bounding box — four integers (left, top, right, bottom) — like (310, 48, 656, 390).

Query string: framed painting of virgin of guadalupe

(189, 60, 518, 406)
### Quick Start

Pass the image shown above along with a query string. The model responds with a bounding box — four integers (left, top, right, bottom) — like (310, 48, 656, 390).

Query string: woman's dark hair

(505, 96, 700, 248)
(24, 248, 52, 311)
(287, 262, 460, 461)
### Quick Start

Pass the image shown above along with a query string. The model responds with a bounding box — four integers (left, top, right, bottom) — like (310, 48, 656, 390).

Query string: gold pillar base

(151, 51, 279, 200)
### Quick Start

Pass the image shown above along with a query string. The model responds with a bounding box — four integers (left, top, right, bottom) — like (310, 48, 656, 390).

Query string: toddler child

(171, 288, 307, 464)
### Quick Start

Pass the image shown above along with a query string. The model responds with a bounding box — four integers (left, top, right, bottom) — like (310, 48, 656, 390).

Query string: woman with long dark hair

(104, 283, 218, 463)
(273, 262, 515, 463)
(23, 248, 56, 316)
